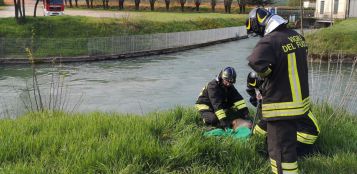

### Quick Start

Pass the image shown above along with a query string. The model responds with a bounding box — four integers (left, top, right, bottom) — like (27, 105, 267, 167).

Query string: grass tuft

(0, 15, 245, 38)
(0, 105, 356, 173)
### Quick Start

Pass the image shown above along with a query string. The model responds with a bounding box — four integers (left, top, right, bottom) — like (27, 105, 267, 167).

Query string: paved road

(0, 0, 133, 18)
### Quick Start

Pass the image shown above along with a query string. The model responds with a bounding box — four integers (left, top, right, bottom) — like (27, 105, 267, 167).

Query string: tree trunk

(86, 0, 89, 8)
(13, 0, 18, 19)
(90, 0, 93, 8)
(22, 0, 25, 17)
(119, 0, 124, 9)
(17, 0, 22, 17)
(211, 5, 215, 12)
(69, 0, 73, 7)
(211, 1, 216, 12)
(75, 0, 78, 7)
(180, 2, 184, 12)
(195, 2, 200, 11)
(34, 0, 40, 17)
(165, 0, 170, 11)
(134, 0, 140, 10)
(103, 0, 109, 9)
(150, 1, 155, 11)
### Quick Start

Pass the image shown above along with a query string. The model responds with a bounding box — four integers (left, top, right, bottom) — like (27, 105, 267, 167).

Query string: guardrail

(0, 26, 247, 61)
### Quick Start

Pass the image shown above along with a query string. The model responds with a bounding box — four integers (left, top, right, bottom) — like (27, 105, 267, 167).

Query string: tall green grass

(0, 105, 356, 173)
(305, 18, 357, 55)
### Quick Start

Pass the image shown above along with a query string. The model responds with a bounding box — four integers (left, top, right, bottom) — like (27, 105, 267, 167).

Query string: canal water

(1, 37, 356, 117)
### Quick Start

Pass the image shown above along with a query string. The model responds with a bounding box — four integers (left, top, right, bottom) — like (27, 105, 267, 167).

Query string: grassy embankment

(305, 18, 357, 55)
(0, 105, 356, 173)
(0, 13, 245, 58)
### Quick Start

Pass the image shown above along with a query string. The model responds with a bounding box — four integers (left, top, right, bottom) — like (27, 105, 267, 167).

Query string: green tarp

(204, 127, 251, 140)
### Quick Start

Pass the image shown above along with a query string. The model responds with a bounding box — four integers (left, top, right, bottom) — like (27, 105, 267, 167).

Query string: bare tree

(34, 0, 40, 17)
(119, 0, 124, 9)
(22, 0, 25, 17)
(224, 0, 233, 13)
(68, 0, 73, 7)
(13, 0, 18, 19)
(194, 0, 201, 11)
(14, 0, 25, 22)
(134, 0, 140, 10)
(164, 0, 170, 11)
(179, 0, 186, 12)
(246, 0, 274, 7)
(86, 0, 93, 8)
(102, 0, 109, 9)
(237, 0, 246, 13)
(90, 0, 93, 8)
(17, 0, 22, 15)
(149, 0, 156, 11)
(211, 0, 216, 12)
(85, 0, 90, 8)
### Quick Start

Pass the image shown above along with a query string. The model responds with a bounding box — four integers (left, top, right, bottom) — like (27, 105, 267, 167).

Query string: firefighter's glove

(249, 97, 258, 107)
(218, 117, 230, 130)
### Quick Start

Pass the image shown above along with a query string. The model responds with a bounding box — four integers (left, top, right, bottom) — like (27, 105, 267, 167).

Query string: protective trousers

(268, 120, 298, 174)
(254, 112, 320, 156)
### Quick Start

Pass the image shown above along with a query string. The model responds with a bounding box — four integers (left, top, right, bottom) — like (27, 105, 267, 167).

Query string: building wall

(349, 0, 357, 17)
(304, 1, 316, 8)
(315, 0, 348, 19)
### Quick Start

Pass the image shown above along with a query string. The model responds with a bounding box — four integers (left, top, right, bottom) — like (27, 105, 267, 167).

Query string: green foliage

(288, 0, 300, 7)
(305, 18, 357, 54)
(0, 0, 4, 6)
(274, 0, 289, 6)
(0, 105, 356, 173)
(0, 15, 245, 38)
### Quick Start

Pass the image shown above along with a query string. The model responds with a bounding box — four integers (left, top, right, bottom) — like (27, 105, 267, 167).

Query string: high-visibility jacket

(248, 28, 310, 121)
(195, 79, 248, 120)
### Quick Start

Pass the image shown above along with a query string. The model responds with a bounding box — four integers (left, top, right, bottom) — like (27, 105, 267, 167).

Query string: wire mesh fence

(0, 26, 246, 59)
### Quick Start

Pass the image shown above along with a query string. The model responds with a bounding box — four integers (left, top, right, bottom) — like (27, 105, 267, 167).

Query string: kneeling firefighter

(246, 8, 320, 174)
(195, 67, 249, 129)
(246, 72, 320, 157)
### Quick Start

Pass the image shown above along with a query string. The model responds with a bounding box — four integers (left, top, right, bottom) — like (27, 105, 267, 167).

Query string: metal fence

(0, 26, 246, 59)
(277, 9, 316, 20)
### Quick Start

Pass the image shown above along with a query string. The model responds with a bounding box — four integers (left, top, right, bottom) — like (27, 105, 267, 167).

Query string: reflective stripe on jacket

(248, 28, 310, 121)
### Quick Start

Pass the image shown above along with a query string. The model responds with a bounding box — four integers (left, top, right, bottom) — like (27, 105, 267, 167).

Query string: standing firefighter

(246, 72, 320, 157)
(246, 8, 319, 174)
(195, 67, 249, 129)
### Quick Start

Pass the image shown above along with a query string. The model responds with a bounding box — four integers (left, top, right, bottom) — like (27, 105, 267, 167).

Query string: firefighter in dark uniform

(195, 67, 249, 128)
(246, 8, 320, 174)
(246, 72, 320, 157)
